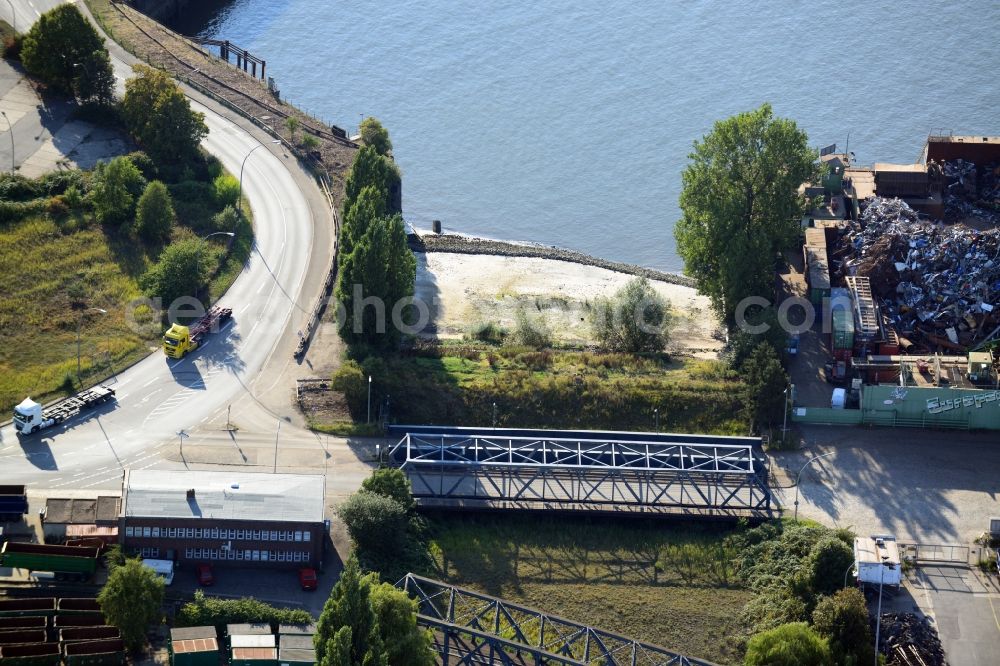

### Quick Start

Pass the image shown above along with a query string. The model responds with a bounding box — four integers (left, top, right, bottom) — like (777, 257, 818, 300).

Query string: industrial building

(41, 496, 120, 543)
(119, 469, 326, 569)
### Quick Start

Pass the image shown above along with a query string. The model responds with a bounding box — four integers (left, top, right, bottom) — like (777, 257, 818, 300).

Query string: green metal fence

(791, 408, 863, 426)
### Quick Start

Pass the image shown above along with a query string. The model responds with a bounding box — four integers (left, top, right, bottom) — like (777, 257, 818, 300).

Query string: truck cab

(163, 324, 196, 359)
(13, 397, 48, 435)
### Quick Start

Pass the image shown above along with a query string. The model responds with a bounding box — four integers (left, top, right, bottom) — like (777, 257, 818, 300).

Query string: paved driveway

(902, 566, 1000, 666)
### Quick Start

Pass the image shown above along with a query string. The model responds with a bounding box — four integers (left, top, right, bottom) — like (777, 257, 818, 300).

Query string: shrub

(90, 156, 146, 226)
(210, 205, 241, 234)
(468, 321, 507, 345)
(122, 64, 207, 165)
(45, 196, 69, 218)
(20, 5, 104, 94)
(139, 238, 206, 306)
(510, 308, 551, 349)
(0, 199, 47, 224)
(744, 622, 832, 666)
(3, 33, 23, 59)
(812, 588, 873, 665)
(177, 589, 312, 629)
(301, 134, 320, 150)
(332, 360, 367, 413)
(591, 277, 671, 352)
(807, 535, 855, 598)
(337, 491, 410, 573)
(0, 173, 43, 201)
(38, 170, 84, 196)
(213, 173, 241, 208)
(125, 151, 158, 180)
(361, 468, 415, 512)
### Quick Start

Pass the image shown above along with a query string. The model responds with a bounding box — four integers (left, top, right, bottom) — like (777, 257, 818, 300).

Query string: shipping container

(0, 641, 61, 666)
(170, 634, 219, 666)
(277, 625, 316, 637)
(0, 616, 47, 630)
(831, 308, 855, 350)
(278, 648, 316, 666)
(0, 543, 99, 578)
(62, 638, 125, 666)
(53, 614, 105, 628)
(0, 598, 57, 618)
(0, 629, 47, 644)
(231, 646, 277, 666)
(278, 635, 313, 650)
(60, 627, 120, 643)
(57, 599, 101, 615)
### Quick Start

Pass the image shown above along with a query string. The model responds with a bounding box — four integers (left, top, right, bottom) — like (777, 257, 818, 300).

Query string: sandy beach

(414, 252, 723, 358)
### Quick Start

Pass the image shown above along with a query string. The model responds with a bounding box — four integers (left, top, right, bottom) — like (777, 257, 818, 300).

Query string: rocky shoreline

(408, 233, 695, 288)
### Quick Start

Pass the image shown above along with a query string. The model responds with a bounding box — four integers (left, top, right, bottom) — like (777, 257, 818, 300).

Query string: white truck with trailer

(12, 385, 116, 436)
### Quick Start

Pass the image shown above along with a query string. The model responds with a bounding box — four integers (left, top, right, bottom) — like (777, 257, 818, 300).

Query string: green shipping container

(278, 648, 316, 666)
(0, 642, 61, 666)
(831, 309, 854, 350)
(0, 543, 98, 576)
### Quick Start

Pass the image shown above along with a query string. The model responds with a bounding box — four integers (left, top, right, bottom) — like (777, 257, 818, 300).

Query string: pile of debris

(838, 197, 1000, 351)
(942, 158, 1000, 225)
(878, 612, 948, 666)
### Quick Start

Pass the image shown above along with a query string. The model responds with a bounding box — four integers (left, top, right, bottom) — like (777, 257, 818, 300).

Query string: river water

(172, 1, 999, 272)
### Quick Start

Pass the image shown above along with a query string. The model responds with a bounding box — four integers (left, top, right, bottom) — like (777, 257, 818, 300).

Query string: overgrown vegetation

(592, 276, 671, 352)
(98, 558, 165, 651)
(728, 520, 867, 662)
(177, 589, 313, 628)
(422, 513, 750, 665)
(327, 347, 745, 433)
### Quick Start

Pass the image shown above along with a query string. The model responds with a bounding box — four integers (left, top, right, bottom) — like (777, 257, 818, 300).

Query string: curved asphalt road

(0, 1, 345, 491)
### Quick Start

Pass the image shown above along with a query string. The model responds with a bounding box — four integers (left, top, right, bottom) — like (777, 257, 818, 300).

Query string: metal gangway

(398, 574, 720, 666)
(384, 427, 777, 518)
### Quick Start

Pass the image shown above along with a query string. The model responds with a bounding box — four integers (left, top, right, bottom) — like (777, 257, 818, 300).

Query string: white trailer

(854, 534, 901, 588)
(12, 386, 115, 436)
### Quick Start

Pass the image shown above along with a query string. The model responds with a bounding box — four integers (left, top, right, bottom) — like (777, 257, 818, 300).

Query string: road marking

(142, 378, 158, 388)
(238, 304, 250, 314)
(256, 281, 267, 294)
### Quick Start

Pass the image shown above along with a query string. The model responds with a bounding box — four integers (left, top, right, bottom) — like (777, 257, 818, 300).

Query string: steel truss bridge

(385, 427, 777, 518)
(398, 574, 719, 665)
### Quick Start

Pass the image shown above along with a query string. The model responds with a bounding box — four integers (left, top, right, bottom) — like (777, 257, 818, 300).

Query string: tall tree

(122, 65, 208, 165)
(335, 214, 416, 349)
(369, 582, 435, 666)
(341, 184, 388, 257)
(72, 48, 116, 106)
(20, 5, 105, 95)
(97, 558, 165, 651)
(343, 146, 401, 216)
(675, 103, 818, 323)
(741, 341, 788, 430)
(90, 156, 146, 225)
(360, 117, 392, 157)
(135, 180, 175, 242)
(315, 557, 385, 666)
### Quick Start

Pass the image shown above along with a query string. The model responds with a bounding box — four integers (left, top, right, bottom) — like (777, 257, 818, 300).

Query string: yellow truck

(162, 306, 233, 359)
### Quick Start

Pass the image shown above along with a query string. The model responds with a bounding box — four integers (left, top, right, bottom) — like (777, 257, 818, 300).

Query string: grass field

(330, 347, 748, 434)
(423, 513, 751, 665)
(0, 200, 252, 416)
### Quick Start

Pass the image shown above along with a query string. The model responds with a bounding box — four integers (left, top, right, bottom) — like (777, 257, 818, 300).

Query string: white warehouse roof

(123, 469, 325, 523)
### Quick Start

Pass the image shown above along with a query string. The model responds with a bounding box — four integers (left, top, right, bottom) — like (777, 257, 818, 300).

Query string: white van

(143, 558, 175, 586)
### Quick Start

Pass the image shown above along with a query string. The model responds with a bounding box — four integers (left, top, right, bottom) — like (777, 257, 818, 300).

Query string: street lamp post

(843, 559, 856, 589)
(782, 385, 790, 434)
(1, 111, 13, 171)
(367, 375, 372, 424)
(76, 307, 108, 384)
(793, 450, 836, 522)
(238, 140, 281, 212)
(874, 555, 890, 665)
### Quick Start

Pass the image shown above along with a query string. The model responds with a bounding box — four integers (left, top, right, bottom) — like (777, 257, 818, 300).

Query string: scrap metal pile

(878, 612, 948, 666)
(942, 158, 1000, 225)
(837, 197, 1000, 351)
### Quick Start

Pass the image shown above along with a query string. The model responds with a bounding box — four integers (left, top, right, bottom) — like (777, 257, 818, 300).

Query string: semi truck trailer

(12, 386, 115, 436)
(162, 306, 233, 359)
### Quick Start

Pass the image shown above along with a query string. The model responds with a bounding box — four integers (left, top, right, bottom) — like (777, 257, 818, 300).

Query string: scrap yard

(794, 135, 1000, 427)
